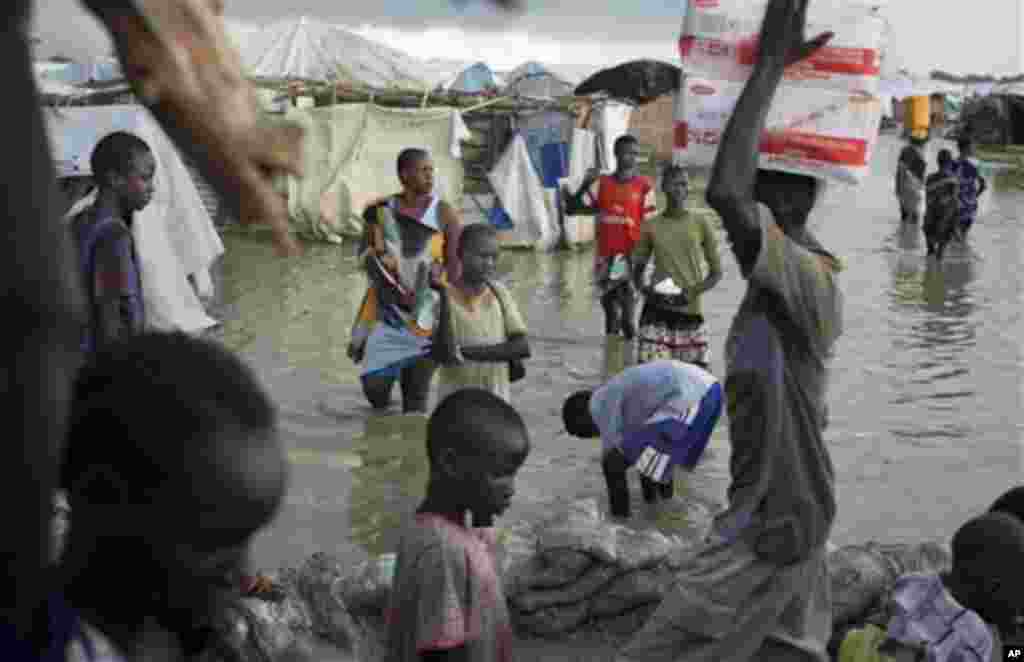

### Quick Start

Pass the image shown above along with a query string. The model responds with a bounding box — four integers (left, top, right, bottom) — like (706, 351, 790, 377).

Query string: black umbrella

(574, 59, 682, 105)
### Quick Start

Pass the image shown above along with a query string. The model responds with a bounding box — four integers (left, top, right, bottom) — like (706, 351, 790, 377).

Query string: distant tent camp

(504, 61, 577, 99)
(440, 62, 503, 94)
(35, 57, 123, 86)
(227, 16, 429, 89)
(961, 93, 1024, 146)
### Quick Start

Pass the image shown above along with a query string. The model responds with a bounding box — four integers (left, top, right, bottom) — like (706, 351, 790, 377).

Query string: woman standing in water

(348, 148, 463, 414)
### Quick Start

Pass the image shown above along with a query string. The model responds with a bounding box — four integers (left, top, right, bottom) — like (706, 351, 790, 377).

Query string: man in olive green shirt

(632, 165, 723, 368)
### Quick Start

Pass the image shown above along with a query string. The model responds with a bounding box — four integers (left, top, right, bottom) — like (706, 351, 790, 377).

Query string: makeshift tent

(45, 105, 224, 334)
(227, 16, 429, 89)
(487, 132, 560, 250)
(440, 62, 504, 94)
(283, 103, 471, 243)
(34, 57, 123, 86)
(960, 94, 1024, 145)
(504, 62, 577, 99)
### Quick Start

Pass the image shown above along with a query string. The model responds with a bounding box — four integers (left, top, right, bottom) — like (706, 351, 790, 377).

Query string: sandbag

(511, 563, 620, 614)
(678, 0, 887, 95)
(828, 542, 951, 627)
(505, 553, 595, 599)
(330, 553, 395, 615)
(536, 499, 619, 565)
(672, 77, 884, 184)
(589, 568, 672, 619)
(513, 601, 591, 638)
(593, 603, 660, 638)
(612, 526, 677, 571)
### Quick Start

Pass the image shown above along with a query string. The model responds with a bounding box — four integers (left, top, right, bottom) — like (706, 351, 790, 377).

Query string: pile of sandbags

(52, 491, 955, 656)
(503, 499, 699, 639)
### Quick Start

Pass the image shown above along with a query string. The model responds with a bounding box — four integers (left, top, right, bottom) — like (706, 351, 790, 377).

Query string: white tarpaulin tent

(488, 133, 560, 251)
(45, 105, 224, 334)
(283, 103, 471, 243)
(227, 16, 430, 89)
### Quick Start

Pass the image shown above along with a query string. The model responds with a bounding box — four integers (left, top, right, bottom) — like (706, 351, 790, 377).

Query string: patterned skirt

(637, 293, 710, 366)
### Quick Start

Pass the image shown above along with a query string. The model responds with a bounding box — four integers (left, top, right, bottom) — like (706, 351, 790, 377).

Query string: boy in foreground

(386, 388, 530, 662)
(618, 1, 844, 660)
(562, 359, 723, 520)
(55, 332, 291, 661)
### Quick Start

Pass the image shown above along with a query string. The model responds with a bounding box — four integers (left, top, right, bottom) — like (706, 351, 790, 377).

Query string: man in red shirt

(570, 134, 657, 338)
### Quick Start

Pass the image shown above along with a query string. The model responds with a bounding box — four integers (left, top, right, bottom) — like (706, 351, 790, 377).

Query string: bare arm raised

(704, 0, 832, 274)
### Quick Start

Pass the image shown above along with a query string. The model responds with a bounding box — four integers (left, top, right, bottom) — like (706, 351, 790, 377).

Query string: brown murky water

(208, 135, 1022, 574)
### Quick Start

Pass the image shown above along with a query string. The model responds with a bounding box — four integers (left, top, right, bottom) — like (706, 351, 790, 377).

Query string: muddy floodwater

(206, 135, 1022, 575)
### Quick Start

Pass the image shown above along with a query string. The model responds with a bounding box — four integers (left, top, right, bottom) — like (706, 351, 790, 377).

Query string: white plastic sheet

(672, 78, 884, 184)
(673, 0, 887, 184)
(487, 133, 560, 251)
(678, 0, 887, 95)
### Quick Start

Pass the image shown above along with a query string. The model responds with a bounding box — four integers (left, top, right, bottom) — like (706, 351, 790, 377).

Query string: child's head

(949, 511, 1024, 629)
(937, 148, 954, 170)
(61, 332, 286, 641)
(458, 223, 500, 285)
(562, 390, 599, 438)
(989, 486, 1024, 523)
(661, 163, 690, 207)
(90, 131, 156, 214)
(613, 135, 640, 173)
(426, 389, 530, 521)
(397, 147, 434, 196)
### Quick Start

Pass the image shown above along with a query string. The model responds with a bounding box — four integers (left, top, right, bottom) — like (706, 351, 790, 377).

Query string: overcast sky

(32, 0, 1022, 76)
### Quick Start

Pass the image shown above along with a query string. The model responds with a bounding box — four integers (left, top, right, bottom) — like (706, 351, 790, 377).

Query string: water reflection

(348, 414, 430, 556)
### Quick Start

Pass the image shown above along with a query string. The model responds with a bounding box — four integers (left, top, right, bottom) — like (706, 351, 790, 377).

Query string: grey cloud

(31, 0, 680, 60)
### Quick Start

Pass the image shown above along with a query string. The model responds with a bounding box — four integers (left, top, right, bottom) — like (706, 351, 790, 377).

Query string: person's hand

(757, 0, 834, 68)
(88, 0, 306, 257)
(583, 167, 602, 186)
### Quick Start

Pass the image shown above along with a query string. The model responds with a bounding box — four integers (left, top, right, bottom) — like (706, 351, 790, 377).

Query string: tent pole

(463, 96, 511, 114)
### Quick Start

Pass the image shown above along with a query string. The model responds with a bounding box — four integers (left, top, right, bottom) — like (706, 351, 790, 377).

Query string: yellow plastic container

(905, 96, 930, 138)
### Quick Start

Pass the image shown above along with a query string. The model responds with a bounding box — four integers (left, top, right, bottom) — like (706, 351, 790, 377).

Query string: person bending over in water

(562, 360, 722, 519)
(617, 1, 844, 660)
(433, 223, 530, 405)
(568, 134, 656, 339)
(387, 388, 530, 662)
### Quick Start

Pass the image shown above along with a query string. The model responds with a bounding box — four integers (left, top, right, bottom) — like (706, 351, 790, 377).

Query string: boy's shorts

(619, 382, 723, 483)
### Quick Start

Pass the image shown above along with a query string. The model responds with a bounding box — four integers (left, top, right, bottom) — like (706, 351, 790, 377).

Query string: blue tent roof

(445, 62, 500, 93)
